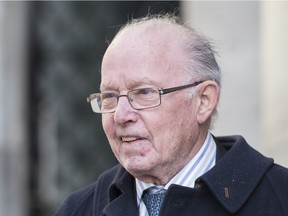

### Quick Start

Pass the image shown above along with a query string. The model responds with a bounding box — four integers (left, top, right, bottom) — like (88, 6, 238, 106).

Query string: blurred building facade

(0, 1, 287, 216)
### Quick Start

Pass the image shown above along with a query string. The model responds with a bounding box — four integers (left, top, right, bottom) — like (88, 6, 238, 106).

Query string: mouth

(121, 137, 138, 142)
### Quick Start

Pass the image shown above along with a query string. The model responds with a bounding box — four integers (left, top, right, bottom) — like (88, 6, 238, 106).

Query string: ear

(196, 81, 220, 124)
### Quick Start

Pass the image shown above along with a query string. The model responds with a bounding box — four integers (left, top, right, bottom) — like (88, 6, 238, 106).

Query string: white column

(0, 2, 29, 216)
(261, 2, 288, 166)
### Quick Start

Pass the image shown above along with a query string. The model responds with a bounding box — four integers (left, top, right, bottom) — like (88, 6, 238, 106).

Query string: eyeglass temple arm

(159, 81, 204, 95)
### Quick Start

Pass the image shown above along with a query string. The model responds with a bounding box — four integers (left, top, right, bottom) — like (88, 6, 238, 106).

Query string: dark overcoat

(54, 136, 288, 216)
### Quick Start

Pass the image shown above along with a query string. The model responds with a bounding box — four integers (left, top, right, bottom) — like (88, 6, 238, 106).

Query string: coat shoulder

(53, 164, 123, 216)
(53, 181, 97, 216)
(267, 163, 288, 183)
(265, 163, 288, 214)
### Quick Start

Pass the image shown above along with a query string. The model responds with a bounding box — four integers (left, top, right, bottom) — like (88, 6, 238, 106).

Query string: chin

(124, 159, 155, 177)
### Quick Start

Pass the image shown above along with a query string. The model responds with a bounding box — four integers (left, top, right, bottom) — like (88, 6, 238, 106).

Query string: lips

(118, 130, 146, 143)
(121, 137, 138, 142)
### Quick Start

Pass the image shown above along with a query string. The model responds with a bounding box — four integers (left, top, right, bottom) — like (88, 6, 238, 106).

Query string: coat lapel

(102, 168, 138, 216)
(201, 136, 273, 214)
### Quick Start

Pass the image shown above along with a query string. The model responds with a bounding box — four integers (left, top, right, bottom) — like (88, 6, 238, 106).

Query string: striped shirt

(135, 132, 216, 216)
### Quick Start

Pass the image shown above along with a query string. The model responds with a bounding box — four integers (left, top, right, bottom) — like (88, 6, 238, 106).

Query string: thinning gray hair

(115, 13, 221, 89)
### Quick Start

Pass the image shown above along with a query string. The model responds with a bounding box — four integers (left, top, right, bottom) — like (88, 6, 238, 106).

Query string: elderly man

(54, 14, 288, 216)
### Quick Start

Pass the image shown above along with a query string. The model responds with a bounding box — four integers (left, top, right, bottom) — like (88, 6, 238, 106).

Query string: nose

(113, 95, 137, 125)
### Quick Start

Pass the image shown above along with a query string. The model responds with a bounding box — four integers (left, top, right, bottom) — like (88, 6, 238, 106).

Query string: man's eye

(137, 88, 157, 95)
(102, 93, 118, 100)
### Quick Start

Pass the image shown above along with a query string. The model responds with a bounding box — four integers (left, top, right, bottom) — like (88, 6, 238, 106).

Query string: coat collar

(199, 135, 274, 213)
(102, 166, 138, 216)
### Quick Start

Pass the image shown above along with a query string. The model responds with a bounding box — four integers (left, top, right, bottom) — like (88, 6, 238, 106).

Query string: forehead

(101, 21, 188, 90)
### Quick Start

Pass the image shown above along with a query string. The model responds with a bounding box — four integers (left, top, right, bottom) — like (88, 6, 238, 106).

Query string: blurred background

(0, 1, 287, 216)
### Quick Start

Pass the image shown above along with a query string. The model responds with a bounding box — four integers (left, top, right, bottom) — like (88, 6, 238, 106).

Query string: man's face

(100, 25, 202, 184)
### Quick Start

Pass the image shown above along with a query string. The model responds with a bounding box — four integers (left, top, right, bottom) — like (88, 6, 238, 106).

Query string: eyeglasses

(87, 80, 204, 113)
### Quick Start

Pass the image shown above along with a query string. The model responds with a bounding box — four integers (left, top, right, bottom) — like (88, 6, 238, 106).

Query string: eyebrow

(128, 78, 160, 89)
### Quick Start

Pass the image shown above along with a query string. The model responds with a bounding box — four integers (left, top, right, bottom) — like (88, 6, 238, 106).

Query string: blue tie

(142, 188, 166, 216)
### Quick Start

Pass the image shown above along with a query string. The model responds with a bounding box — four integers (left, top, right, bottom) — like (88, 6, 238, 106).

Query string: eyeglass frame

(87, 80, 205, 114)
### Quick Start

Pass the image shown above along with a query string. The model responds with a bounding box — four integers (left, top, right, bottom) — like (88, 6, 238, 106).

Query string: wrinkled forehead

(100, 21, 189, 90)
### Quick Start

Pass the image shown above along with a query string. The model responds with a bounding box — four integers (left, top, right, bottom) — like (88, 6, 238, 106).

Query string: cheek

(147, 112, 179, 151)
(154, 106, 196, 145)
(102, 115, 122, 159)
(102, 115, 115, 139)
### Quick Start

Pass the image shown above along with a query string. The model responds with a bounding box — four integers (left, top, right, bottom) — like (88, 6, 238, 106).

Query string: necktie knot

(142, 187, 166, 216)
